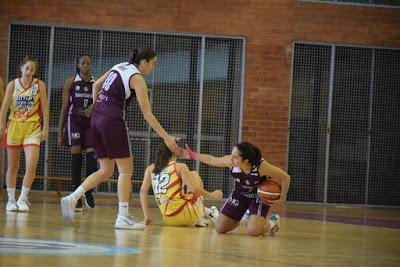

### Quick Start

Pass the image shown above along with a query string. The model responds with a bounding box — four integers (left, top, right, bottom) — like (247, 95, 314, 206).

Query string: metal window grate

(5, 23, 245, 196)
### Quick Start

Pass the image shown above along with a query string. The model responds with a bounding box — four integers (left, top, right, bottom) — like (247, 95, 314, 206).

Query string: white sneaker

(195, 217, 209, 227)
(115, 214, 145, 230)
(268, 214, 280, 236)
(6, 201, 18, 212)
(16, 198, 30, 212)
(240, 209, 250, 225)
(204, 206, 219, 224)
(61, 195, 77, 222)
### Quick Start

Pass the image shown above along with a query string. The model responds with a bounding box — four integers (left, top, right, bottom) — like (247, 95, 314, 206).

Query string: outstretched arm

(183, 144, 232, 168)
(132, 75, 179, 155)
(140, 165, 153, 225)
(176, 163, 223, 199)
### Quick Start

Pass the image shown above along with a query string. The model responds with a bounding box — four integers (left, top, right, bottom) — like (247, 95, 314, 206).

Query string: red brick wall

(1, 0, 399, 168)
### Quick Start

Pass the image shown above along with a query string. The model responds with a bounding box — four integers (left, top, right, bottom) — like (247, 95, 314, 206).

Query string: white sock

(7, 188, 16, 202)
(204, 207, 212, 217)
(71, 185, 86, 201)
(20, 186, 30, 199)
(119, 202, 129, 216)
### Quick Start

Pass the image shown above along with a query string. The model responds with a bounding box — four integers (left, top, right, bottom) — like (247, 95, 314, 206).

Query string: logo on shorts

(75, 86, 80, 91)
(227, 196, 240, 207)
(72, 132, 80, 139)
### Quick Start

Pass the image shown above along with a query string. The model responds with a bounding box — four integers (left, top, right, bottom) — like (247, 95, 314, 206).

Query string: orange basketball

(257, 180, 281, 204)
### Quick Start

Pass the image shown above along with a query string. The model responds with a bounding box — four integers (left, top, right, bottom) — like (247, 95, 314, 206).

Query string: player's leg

(83, 120, 97, 209)
(61, 157, 114, 221)
(246, 199, 280, 236)
(17, 145, 40, 212)
(114, 156, 145, 230)
(5, 147, 21, 211)
(216, 191, 249, 234)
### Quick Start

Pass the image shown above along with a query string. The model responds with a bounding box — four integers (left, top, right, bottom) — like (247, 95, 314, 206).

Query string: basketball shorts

(220, 189, 270, 221)
(65, 114, 93, 149)
(4, 120, 42, 148)
(162, 194, 205, 226)
(91, 111, 131, 159)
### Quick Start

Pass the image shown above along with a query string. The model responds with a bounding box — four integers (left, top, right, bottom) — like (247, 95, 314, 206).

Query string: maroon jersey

(68, 74, 95, 117)
(230, 160, 267, 195)
(94, 62, 140, 120)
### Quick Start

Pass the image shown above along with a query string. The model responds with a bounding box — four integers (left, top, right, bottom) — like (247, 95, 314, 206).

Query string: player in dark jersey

(61, 47, 180, 229)
(183, 142, 291, 236)
(58, 54, 97, 212)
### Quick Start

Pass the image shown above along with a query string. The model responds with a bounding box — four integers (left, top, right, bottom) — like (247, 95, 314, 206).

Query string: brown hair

(19, 56, 39, 78)
(129, 47, 157, 66)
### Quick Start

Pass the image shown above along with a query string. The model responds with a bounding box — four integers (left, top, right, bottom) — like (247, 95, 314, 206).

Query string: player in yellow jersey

(140, 141, 223, 226)
(0, 57, 49, 212)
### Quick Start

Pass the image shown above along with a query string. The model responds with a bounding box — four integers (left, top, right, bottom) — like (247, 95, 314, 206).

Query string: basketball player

(140, 141, 221, 227)
(58, 54, 97, 212)
(0, 57, 49, 212)
(61, 47, 180, 230)
(183, 142, 291, 236)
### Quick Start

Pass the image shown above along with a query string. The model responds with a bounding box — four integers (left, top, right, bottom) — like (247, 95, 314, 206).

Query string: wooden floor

(1, 193, 400, 267)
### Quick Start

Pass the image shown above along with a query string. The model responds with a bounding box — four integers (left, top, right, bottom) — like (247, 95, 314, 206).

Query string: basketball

(257, 180, 281, 204)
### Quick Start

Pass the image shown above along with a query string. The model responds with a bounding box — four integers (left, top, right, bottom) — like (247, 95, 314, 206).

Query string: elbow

(140, 186, 148, 195)
(191, 186, 202, 196)
(142, 112, 153, 121)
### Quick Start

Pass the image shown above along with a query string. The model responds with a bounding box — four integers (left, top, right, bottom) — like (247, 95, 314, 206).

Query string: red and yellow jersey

(9, 78, 42, 122)
(151, 161, 199, 218)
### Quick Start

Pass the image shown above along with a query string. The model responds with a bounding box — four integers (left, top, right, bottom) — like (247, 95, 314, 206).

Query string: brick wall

(0, 0, 399, 169)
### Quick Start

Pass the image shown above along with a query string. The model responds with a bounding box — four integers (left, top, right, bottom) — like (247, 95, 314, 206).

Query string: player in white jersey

(61, 47, 180, 230)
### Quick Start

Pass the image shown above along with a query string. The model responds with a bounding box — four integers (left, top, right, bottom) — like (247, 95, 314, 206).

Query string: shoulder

(64, 76, 75, 86)
(257, 159, 269, 175)
(7, 80, 15, 88)
(145, 164, 155, 174)
(175, 162, 189, 173)
(37, 80, 46, 89)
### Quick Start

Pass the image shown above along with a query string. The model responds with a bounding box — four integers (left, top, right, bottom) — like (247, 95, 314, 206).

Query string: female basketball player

(140, 141, 222, 227)
(0, 57, 49, 212)
(58, 54, 97, 212)
(61, 47, 180, 230)
(183, 142, 291, 236)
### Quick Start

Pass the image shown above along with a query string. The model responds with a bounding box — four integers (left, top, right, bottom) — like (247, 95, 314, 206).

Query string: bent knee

(98, 168, 114, 179)
(247, 227, 264, 236)
(216, 227, 229, 234)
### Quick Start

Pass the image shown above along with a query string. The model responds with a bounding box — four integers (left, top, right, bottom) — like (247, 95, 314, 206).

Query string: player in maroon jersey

(58, 54, 97, 211)
(183, 142, 291, 236)
(61, 47, 180, 229)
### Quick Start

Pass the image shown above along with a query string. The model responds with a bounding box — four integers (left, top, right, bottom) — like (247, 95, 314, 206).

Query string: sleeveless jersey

(231, 159, 267, 195)
(94, 62, 140, 120)
(68, 74, 95, 116)
(151, 162, 193, 217)
(9, 78, 42, 122)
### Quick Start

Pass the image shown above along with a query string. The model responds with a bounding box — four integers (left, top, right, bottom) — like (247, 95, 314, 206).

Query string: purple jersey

(231, 159, 267, 195)
(68, 75, 95, 117)
(94, 62, 140, 120)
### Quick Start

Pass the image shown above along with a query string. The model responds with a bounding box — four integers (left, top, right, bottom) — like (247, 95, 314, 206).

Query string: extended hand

(211, 190, 223, 199)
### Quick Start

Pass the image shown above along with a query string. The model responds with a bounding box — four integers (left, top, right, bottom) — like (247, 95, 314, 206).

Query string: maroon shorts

(65, 114, 93, 149)
(220, 189, 270, 221)
(91, 111, 131, 159)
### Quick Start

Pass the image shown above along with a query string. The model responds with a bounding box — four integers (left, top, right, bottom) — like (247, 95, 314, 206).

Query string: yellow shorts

(5, 120, 42, 147)
(162, 194, 204, 226)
